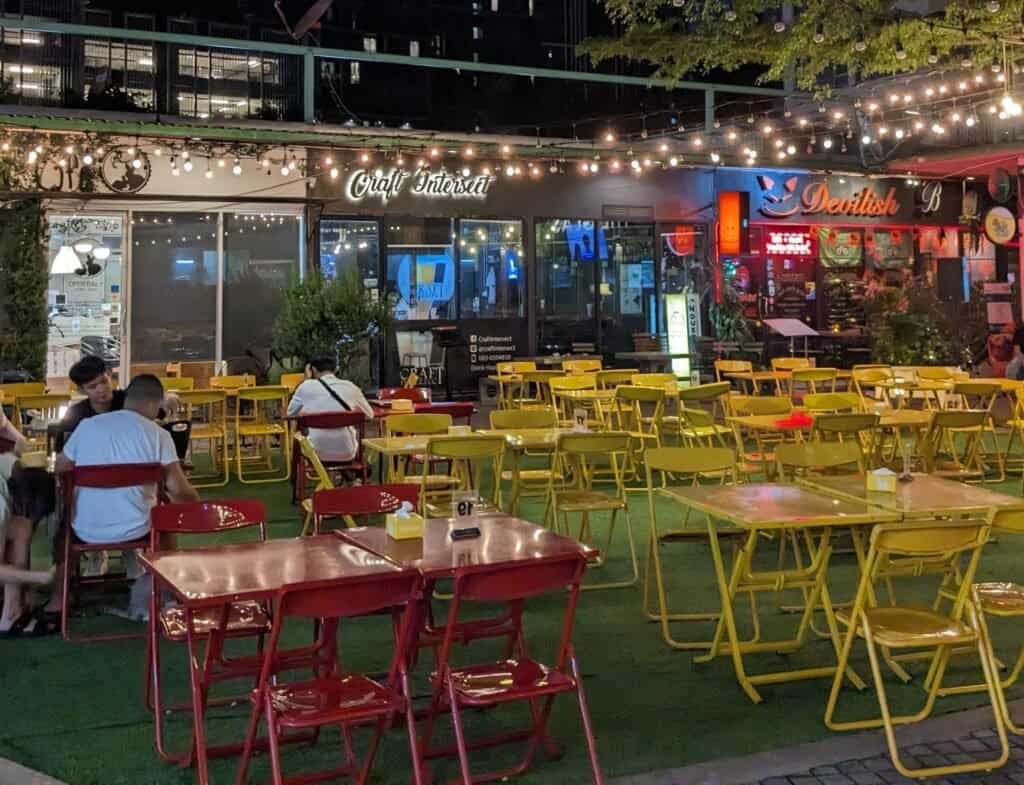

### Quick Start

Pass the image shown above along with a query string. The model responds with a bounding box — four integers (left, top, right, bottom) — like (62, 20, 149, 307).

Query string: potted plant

(272, 266, 392, 386)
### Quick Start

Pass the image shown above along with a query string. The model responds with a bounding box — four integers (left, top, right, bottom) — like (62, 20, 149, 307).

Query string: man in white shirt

(287, 356, 374, 463)
(55, 374, 199, 620)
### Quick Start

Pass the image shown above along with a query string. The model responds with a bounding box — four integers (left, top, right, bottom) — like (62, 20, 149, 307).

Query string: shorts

(6, 465, 58, 558)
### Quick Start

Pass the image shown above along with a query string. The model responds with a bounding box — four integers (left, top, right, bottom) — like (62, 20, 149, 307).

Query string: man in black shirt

(62, 355, 125, 432)
(62, 356, 177, 435)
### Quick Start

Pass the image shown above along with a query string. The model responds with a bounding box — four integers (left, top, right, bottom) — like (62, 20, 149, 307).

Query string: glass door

(536, 219, 598, 354)
(600, 221, 656, 354)
(45, 213, 127, 390)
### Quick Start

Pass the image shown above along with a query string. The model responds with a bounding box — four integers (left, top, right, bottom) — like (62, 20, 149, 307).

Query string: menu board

(818, 227, 863, 268)
(865, 228, 913, 271)
(767, 256, 815, 322)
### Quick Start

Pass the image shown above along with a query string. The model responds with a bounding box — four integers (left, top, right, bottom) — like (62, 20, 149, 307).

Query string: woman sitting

(0, 407, 56, 637)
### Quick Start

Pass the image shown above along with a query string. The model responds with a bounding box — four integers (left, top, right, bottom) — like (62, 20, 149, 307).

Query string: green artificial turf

(2, 464, 1023, 785)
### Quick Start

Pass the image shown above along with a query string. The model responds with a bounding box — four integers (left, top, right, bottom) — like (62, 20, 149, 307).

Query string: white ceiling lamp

(51, 246, 81, 274)
(72, 239, 95, 254)
(92, 246, 111, 261)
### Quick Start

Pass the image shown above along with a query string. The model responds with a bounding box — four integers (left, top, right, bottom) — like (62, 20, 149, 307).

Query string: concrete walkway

(3, 701, 1021, 785)
(612, 700, 1024, 785)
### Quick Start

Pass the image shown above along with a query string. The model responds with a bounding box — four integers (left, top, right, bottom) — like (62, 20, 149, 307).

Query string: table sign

(452, 490, 478, 518)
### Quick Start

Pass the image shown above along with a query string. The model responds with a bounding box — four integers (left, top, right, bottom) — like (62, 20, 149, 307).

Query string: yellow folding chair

(811, 412, 880, 467)
(642, 446, 754, 650)
(790, 368, 838, 400)
(610, 385, 664, 482)
(548, 374, 601, 427)
(951, 381, 1005, 481)
(672, 382, 732, 446)
(384, 412, 456, 488)
(295, 433, 336, 535)
(279, 372, 305, 393)
(729, 395, 795, 478)
(920, 409, 988, 480)
(597, 369, 639, 389)
(775, 440, 864, 481)
(13, 393, 71, 446)
(177, 389, 230, 487)
(851, 366, 894, 410)
(544, 431, 637, 590)
(0, 382, 46, 402)
(771, 356, 813, 396)
(825, 519, 1009, 778)
(562, 358, 602, 374)
(419, 434, 506, 516)
(803, 392, 862, 414)
(489, 407, 560, 512)
(233, 386, 291, 484)
(932, 505, 1024, 733)
(494, 361, 539, 409)
(157, 377, 195, 392)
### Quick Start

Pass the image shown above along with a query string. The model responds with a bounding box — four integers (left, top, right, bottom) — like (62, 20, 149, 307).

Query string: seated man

(61, 355, 179, 436)
(287, 356, 374, 463)
(56, 374, 199, 621)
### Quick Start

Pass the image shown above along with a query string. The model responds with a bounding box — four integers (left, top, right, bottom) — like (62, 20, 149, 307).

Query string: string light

(232, 157, 242, 175)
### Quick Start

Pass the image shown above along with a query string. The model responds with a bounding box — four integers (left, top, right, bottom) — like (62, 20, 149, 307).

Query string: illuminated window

(459, 219, 523, 318)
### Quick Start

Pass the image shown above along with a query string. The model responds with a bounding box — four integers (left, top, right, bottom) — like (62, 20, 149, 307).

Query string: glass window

(386, 218, 454, 321)
(131, 212, 217, 363)
(536, 219, 597, 353)
(600, 221, 656, 352)
(319, 219, 379, 280)
(458, 219, 523, 318)
(45, 215, 125, 384)
(222, 213, 303, 363)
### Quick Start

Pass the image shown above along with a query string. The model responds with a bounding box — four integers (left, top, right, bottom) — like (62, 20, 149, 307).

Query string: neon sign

(765, 229, 813, 256)
(346, 167, 495, 203)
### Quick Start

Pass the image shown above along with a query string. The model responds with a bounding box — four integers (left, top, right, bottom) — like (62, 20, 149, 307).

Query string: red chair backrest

(378, 387, 431, 404)
(150, 499, 267, 548)
(455, 553, 586, 603)
(278, 570, 421, 620)
(312, 484, 420, 518)
(295, 411, 366, 432)
(64, 463, 165, 532)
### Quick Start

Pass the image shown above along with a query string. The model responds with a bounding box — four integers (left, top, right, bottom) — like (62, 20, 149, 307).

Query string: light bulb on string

(895, 127, 906, 139)
(232, 157, 242, 175)
(217, 157, 226, 168)
(183, 159, 194, 172)
(861, 134, 872, 144)
(82, 152, 93, 165)
(668, 156, 679, 167)
(786, 144, 796, 155)
(965, 113, 977, 127)
(710, 151, 721, 163)
(822, 137, 833, 149)
(329, 166, 339, 179)
(205, 164, 214, 179)
(878, 126, 889, 136)
(610, 159, 621, 172)
(280, 163, 290, 176)
(578, 161, 588, 174)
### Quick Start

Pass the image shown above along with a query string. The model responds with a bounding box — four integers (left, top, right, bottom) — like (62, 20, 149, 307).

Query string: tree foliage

(0, 200, 48, 378)
(584, 0, 1020, 93)
(272, 266, 392, 380)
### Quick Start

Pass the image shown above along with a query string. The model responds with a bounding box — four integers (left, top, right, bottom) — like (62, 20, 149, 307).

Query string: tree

(583, 1, 1018, 93)
(273, 266, 392, 382)
(0, 200, 48, 378)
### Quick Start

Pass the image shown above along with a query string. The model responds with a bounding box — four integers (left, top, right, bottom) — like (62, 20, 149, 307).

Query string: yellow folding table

(662, 483, 899, 704)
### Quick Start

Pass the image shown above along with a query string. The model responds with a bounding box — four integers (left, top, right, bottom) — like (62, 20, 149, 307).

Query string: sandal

(29, 608, 60, 636)
(1, 608, 39, 638)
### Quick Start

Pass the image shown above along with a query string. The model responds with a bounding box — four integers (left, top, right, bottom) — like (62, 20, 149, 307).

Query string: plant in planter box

(273, 267, 392, 386)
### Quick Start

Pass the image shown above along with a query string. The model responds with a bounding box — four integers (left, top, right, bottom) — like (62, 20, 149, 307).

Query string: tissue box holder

(386, 512, 425, 540)
(866, 472, 897, 493)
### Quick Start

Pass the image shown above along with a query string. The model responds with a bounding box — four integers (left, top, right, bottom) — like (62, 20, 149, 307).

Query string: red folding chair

(419, 553, 604, 785)
(145, 499, 272, 763)
(235, 569, 425, 785)
(379, 387, 432, 404)
(60, 463, 164, 643)
(291, 411, 370, 503)
(311, 483, 420, 534)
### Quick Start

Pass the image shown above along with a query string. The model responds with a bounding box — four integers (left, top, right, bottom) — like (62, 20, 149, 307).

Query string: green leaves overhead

(584, 0, 1019, 93)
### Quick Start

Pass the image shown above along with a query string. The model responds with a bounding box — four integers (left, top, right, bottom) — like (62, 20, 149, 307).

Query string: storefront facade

(713, 170, 986, 335)
(311, 164, 717, 391)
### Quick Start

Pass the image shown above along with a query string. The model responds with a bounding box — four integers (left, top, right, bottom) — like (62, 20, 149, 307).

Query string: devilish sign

(758, 176, 900, 219)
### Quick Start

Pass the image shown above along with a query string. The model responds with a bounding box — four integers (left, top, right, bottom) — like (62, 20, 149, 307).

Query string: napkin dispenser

(386, 501, 424, 540)
(391, 399, 414, 412)
(866, 468, 897, 494)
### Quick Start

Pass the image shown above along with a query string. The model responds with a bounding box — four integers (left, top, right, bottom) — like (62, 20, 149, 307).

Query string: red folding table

(139, 535, 406, 785)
